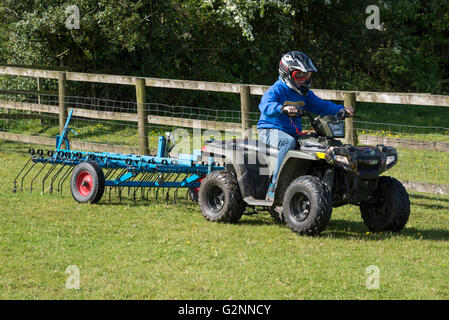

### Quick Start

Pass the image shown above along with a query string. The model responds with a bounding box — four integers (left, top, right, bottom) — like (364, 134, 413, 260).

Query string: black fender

(274, 150, 317, 204)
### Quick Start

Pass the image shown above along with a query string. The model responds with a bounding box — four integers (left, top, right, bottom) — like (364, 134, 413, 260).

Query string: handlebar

(336, 108, 352, 120)
(335, 108, 362, 120)
(283, 105, 357, 120)
(281, 105, 361, 134)
(282, 106, 308, 118)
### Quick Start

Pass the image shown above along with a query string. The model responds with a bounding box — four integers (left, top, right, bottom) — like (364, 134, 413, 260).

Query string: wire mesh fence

(0, 88, 448, 205)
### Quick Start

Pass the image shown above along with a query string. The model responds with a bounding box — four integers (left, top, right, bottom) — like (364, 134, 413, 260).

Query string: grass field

(1, 101, 448, 300)
(1, 151, 449, 300)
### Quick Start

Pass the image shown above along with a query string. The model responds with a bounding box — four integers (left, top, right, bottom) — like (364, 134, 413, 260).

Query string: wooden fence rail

(2, 99, 448, 152)
(1, 65, 449, 105)
(1, 65, 449, 151)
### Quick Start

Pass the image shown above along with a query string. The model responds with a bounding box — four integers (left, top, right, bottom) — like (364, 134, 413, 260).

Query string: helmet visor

(292, 71, 312, 82)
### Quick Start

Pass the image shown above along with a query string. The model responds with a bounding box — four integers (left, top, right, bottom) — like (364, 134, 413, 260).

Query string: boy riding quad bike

(198, 108, 411, 236)
(198, 50, 410, 236)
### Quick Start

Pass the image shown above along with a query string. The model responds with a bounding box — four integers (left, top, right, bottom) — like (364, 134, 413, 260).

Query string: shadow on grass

(326, 219, 449, 241)
(238, 217, 277, 227)
(237, 214, 449, 241)
(60, 191, 449, 241)
(410, 193, 449, 201)
(409, 193, 449, 211)
(97, 199, 199, 208)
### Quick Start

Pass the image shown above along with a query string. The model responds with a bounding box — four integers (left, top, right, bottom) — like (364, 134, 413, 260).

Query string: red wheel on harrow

(76, 171, 93, 197)
(70, 162, 105, 203)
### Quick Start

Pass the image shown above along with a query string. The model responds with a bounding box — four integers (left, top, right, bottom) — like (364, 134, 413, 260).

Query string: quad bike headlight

(324, 146, 357, 173)
(377, 145, 398, 172)
(334, 155, 349, 165)
(386, 155, 397, 166)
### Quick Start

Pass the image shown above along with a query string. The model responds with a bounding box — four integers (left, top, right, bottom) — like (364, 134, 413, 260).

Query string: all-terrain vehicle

(198, 108, 410, 236)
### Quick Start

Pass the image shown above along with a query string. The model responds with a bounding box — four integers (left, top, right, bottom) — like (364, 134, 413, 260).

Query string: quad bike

(198, 108, 410, 236)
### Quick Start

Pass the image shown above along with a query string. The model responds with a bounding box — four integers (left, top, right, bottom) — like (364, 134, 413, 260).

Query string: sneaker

(266, 182, 276, 201)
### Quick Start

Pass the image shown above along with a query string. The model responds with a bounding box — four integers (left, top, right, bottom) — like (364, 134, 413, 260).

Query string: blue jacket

(257, 76, 344, 137)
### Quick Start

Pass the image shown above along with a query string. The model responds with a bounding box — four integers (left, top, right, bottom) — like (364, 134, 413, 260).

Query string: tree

(0, 0, 448, 102)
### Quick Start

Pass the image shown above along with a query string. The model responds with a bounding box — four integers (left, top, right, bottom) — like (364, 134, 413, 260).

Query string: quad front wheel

(360, 176, 410, 232)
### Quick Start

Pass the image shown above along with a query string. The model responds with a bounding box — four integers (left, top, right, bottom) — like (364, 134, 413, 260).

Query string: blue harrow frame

(13, 109, 224, 203)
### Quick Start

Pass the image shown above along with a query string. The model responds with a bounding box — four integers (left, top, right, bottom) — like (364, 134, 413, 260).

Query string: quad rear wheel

(198, 171, 245, 223)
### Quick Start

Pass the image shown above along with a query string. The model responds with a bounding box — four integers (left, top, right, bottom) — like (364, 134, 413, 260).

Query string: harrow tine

(137, 172, 151, 200)
(50, 163, 67, 194)
(171, 172, 182, 202)
(146, 173, 161, 199)
(171, 173, 183, 204)
(13, 157, 32, 193)
(19, 159, 39, 192)
(118, 171, 138, 200)
(154, 173, 166, 201)
(127, 171, 141, 198)
(104, 168, 115, 180)
(114, 169, 128, 203)
(42, 162, 58, 194)
(133, 171, 152, 201)
(58, 166, 74, 195)
(137, 171, 150, 200)
(162, 173, 176, 203)
(156, 173, 163, 201)
(143, 171, 157, 199)
(30, 160, 49, 193)
(141, 172, 157, 200)
(129, 172, 143, 202)
(114, 168, 128, 182)
(160, 172, 174, 202)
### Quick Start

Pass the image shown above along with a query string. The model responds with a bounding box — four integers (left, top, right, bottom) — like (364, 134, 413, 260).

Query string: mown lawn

(0, 151, 448, 300)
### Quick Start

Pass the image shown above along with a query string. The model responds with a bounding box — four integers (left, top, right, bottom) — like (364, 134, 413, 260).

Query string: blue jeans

(258, 128, 297, 183)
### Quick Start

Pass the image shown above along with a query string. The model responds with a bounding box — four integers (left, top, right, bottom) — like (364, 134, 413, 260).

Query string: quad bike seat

(235, 140, 279, 157)
(204, 139, 279, 157)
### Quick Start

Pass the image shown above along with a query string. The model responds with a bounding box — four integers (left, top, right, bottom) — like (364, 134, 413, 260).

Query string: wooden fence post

(37, 77, 44, 125)
(58, 72, 67, 134)
(135, 78, 150, 155)
(240, 85, 251, 139)
(344, 92, 357, 145)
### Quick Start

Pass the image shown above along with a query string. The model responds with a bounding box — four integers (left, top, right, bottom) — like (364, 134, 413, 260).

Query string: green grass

(389, 148, 449, 185)
(354, 102, 449, 143)
(1, 102, 448, 299)
(356, 102, 449, 129)
(1, 151, 449, 300)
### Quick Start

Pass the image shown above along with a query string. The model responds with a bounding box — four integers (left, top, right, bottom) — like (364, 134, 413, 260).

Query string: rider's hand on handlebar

(336, 106, 354, 120)
(345, 105, 354, 116)
(282, 105, 299, 117)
